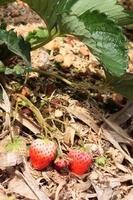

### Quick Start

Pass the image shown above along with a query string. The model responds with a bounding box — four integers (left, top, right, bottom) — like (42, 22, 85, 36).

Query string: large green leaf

(22, 0, 128, 76)
(118, 12, 133, 26)
(23, 0, 60, 31)
(20, 0, 129, 76)
(59, 11, 128, 76)
(0, 29, 31, 65)
(81, 11, 128, 77)
(111, 73, 133, 99)
(59, 0, 133, 25)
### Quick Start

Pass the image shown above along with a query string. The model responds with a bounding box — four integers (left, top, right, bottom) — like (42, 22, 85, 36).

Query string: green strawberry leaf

(26, 27, 49, 46)
(0, 29, 31, 65)
(59, 11, 128, 76)
(58, 0, 133, 26)
(22, 0, 128, 76)
(23, 0, 59, 32)
(4, 65, 25, 75)
(23, 0, 128, 76)
(2, 0, 131, 26)
(13, 65, 25, 75)
(118, 12, 133, 26)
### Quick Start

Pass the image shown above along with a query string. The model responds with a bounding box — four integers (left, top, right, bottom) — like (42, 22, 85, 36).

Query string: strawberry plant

(0, 0, 133, 98)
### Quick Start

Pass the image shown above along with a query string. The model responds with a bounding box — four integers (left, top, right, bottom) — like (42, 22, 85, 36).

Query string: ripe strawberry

(54, 156, 70, 173)
(29, 138, 57, 170)
(68, 149, 92, 175)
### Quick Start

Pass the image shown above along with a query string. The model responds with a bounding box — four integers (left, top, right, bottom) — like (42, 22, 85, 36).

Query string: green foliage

(0, 0, 14, 5)
(23, 0, 59, 32)
(59, 0, 131, 25)
(0, 61, 6, 73)
(131, 0, 133, 5)
(0, 62, 32, 75)
(26, 27, 49, 46)
(23, 0, 129, 77)
(95, 156, 107, 166)
(5, 65, 25, 75)
(1, 0, 133, 99)
(5, 137, 23, 152)
(59, 11, 128, 76)
(0, 29, 31, 65)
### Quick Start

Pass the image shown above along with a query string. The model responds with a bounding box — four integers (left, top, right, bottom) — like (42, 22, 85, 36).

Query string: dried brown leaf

(0, 85, 11, 134)
(8, 176, 37, 200)
(108, 101, 133, 125)
(0, 152, 23, 169)
(20, 160, 50, 200)
(92, 182, 113, 200)
(64, 124, 76, 145)
(103, 117, 133, 146)
(107, 130, 130, 145)
(102, 128, 133, 164)
(15, 112, 40, 135)
(66, 105, 99, 133)
(0, 84, 11, 113)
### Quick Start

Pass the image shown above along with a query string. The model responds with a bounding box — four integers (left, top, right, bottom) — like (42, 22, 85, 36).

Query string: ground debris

(0, 1, 133, 200)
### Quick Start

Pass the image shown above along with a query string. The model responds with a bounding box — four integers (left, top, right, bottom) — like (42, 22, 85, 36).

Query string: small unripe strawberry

(29, 138, 57, 170)
(54, 156, 70, 173)
(68, 148, 92, 175)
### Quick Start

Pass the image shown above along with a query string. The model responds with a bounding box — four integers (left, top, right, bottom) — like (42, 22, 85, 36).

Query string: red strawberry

(54, 156, 70, 173)
(68, 149, 92, 175)
(29, 138, 57, 170)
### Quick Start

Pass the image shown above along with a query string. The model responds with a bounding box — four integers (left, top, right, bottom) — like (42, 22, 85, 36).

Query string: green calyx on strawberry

(68, 148, 93, 175)
(29, 138, 57, 170)
(5, 136, 27, 157)
(54, 156, 70, 174)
